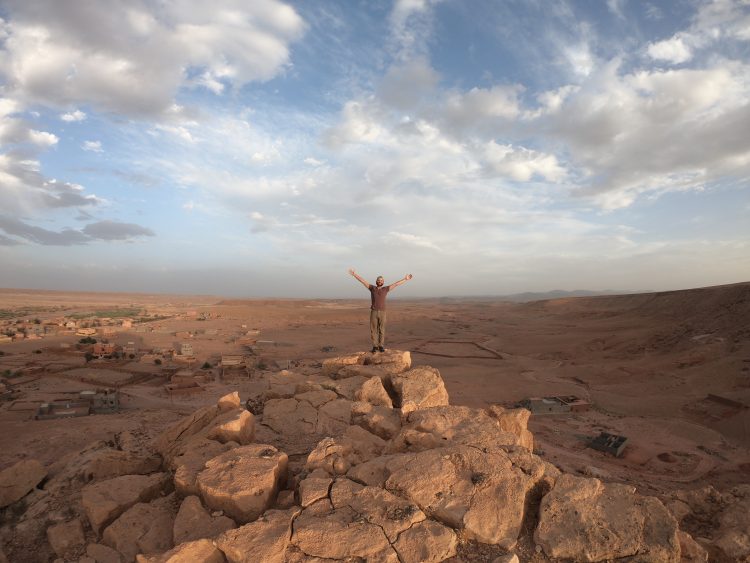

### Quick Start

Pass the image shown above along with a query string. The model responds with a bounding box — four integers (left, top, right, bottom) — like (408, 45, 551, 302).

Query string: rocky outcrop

(535, 474, 680, 562)
(9, 350, 720, 563)
(0, 459, 46, 508)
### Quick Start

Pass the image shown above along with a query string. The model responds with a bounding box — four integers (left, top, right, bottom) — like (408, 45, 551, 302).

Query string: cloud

(0, 0, 306, 117)
(60, 109, 86, 122)
(647, 36, 693, 64)
(0, 216, 90, 245)
(82, 140, 103, 152)
(378, 58, 439, 110)
(82, 220, 155, 240)
(0, 216, 154, 245)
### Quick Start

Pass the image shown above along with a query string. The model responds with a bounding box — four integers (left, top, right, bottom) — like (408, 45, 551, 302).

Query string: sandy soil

(1, 283, 748, 500)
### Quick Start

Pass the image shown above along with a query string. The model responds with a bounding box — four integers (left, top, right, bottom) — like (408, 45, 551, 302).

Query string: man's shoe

(371, 347, 378, 353)
(378, 346, 385, 352)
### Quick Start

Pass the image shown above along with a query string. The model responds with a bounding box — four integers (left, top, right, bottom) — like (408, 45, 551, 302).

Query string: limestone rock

(393, 519, 458, 563)
(135, 539, 225, 563)
(207, 408, 255, 445)
(82, 473, 170, 533)
(87, 543, 124, 563)
(487, 405, 534, 451)
(362, 349, 412, 373)
(341, 424, 387, 464)
(315, 398, 353, 435)
(299, 472, 333, 507)
(351, 401, 401, 440)
(389, 405, 528, 454)
(83, 449, 162, 481)
(102, 495, 176, 562)
(47, 518, 85, 557)
(173, 496, 235, 544)
(385, 446, 540, 548)
(321, 353, 365, 377)
(355, 376, 393, 407)
(172, 439, 235, 496)
(294, 389, 337, 408)
(218, 391, 241, 411)
(291, 501, 397, 561)
(535, 474, 679, 562)
(152, 405, 219, 463)
(0, 459, 46, 507)
(196, 444, 288, 523)
(216, 507, 300, 563)
(306, 438, 351, 476)
(262, 398, 317, 436)
(391, 366, 449, 409)
(320, 375, 369, 400)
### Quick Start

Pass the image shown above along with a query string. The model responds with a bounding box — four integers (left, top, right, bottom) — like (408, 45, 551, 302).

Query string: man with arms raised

(348, 269, 413, 352)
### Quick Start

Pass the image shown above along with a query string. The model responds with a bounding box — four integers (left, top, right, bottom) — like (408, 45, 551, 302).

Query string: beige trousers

(370, 310, 386, 347)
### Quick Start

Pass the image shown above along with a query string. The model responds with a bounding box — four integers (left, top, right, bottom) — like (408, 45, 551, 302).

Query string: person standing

(348, 269, 413, 352)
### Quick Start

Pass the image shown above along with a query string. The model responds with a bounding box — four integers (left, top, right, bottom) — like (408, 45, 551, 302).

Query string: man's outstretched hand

(348, 268, 356, 276)
(405, 274, 413, 280)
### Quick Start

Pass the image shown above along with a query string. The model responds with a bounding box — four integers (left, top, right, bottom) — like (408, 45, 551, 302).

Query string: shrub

(154, 358, 162, 365)
(84, 352, 95, 363)
(201, 361, 211, 370)
(129, 353, 135, 359)
(33, 349, 42, 354)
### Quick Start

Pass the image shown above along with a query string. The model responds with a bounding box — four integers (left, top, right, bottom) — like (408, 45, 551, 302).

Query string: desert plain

(0, 282, 748, 562)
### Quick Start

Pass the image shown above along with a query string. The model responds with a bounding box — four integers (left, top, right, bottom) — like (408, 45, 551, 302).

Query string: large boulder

(82, 473, 170, 534)
(351, 401, 401, 440)
(391, 366, 449, 409)
(217, 391, 241, 411)
(321, 353, 366, 377)
(355, 376, 393, 407)
(487, 405, 534, 451)
(315, 398, 353, 435)
(152, 406, 219, 463)
(102, 495, 176, 562)
(393, 519, 458, 563)
(217, 507, 300, 563)
(135, 539, 225, 563)
(173, 495, 235, 544)
(86, 543, 124, 563)
(206, 408, 255, 445)
(196, 445, 288, 523)
(0, 459, 47, 507)
(384, 446, 543, 548)
(172, 439, 236, 496)
(261, 398, 317, 436)
(535, 474, 680, 562)
(388, 405, 529, 453)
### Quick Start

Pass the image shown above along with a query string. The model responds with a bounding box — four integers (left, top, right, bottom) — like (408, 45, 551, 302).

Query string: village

(0, 305, 272, 418)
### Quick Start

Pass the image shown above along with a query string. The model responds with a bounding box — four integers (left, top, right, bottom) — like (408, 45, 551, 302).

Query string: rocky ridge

(0, 350, 747, 562)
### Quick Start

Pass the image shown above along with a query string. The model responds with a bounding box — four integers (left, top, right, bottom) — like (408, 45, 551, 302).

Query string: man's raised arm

(388, 274, 413, 290)
(348, 268, 371, 289)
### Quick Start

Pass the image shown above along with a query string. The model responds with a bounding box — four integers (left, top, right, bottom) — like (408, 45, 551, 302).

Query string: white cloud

(60, 109, 86, 122)
(82, 140, 103, 152)
(0, 0, 306, 117)
(647, 36, 693, 64)
(304, 157, 324, 167)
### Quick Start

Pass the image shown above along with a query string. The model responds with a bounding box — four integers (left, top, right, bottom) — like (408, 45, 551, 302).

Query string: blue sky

(0, 0, 748, 297)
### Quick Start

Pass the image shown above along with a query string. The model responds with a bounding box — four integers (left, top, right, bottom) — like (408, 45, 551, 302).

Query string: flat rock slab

(196, 444, 288, 523)
(391, 366, 449, 410)
(217, 507, 300, 563)
(535, 473, 680, 562)
(172, 439, 235, 496)
(207, 408, 255, 445)
(83, 450, 162, 481)
(47, 518, 85, 557)
(0, 459, 46, 508)
(82, 473, 170, 534)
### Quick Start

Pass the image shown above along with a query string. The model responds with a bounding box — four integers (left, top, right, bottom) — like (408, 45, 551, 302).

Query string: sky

(0, 0, 749, 298)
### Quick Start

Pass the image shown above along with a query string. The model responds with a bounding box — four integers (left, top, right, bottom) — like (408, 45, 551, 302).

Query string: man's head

(376, 276, 385, 287)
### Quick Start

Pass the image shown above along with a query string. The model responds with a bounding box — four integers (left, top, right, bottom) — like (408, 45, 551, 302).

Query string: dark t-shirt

(369, 284, 390, 311)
